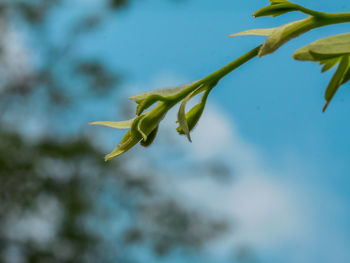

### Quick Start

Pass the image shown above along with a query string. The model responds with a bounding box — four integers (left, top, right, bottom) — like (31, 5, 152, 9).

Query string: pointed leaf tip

(177, 88, 203, 143)
(140, 126, 159, 147)
(178, 101, 192, 142)
(254, 2, 299, 18)
(323, 55, 350, 112)
(294, 33, 350, 62)
(258, 17, 316, 57)
(229, 28, 275, 38)
(322, 102, 329, 112)
(89, 119, 134, 129)
(137, 119, 148, 141)
(176, 88, 210, 136)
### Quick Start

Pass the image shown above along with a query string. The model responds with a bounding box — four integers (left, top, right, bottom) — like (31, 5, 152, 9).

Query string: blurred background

(0, 0, 350, 262)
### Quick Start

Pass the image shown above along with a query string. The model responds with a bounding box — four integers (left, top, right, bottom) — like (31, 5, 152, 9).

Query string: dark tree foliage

(0, 131, 228, 262)
(0, 1, 231, 262)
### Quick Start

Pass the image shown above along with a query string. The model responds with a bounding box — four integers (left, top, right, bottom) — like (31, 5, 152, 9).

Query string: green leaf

(129, 83, 191, 103)
(293, 47, 316, 61)
(177, 89, 209, 135)
(320, 57, 341, 72)
(96, 102, 173, 160)
(231, 17, 318, 57)
(294, 33, 350, 62)
(229, 28, 275, 37)
(104, 131, 133, 161)
(308, 33, 350, 58)
(129, 81, 198, 115)
(293, 35, 350, 112)
(140, 126, 159, 147)
(309, 51, 342, 61)
(104, 117, 143, 161)
(254, 2, 300, 18)
(177, 87, 203, 142)
(137, 102, 171, 141)
(259, 17, 316, 57)
(88, 119, 134, 129)
(342, 67, 350, 85)
(137, 117, 148, 141)
(323, 55, 350, 112)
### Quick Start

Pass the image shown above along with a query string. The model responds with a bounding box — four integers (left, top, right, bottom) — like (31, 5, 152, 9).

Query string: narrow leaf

(229, 28, 275, 38)
(294, 33, 350, 62)
(320, 57, 341, 72)
(137, 116, 148, 141)
(129, 82, 199, 116)
(259, 17, 316, 57)
(308, 33, 350, 57)
(254, 3, 299, 18)
(104, 130, 142, 161)
(323, 55, 350, 112)
(140, 126, 159, 147)
(177, 89, 209, 134)
(104, 117, 144, 161)
(231, 17, 317, 57)
(178, 90, 199, 142)
(136, 102, 170, 141)
(89, 119, 134, 129)
(129, 83, 193, 102)
(341, 66, 350, 85)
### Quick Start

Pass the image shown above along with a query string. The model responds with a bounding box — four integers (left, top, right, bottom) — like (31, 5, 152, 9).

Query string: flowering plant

(91, 0, 350, 160)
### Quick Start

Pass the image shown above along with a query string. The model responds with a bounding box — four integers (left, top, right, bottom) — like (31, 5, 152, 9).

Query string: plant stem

(319, 12, 350, 23)
(169, 45, 262, 104)
(294, 3, 350, 20)
(174, 11, 349, 103)
(295, 5, 328, 17)
(201, 45, 262, 84)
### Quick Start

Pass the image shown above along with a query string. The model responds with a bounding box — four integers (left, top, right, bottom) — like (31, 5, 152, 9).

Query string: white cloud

(121, 73, 350, 262)
(155, 100, 315, 257)
(190, 106, 233, 159)
(5, 194, 63, 245)
(0, 25, 32, 91)
(190, 105, 262, 169)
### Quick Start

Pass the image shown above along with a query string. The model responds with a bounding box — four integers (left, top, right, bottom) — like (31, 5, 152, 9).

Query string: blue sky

(82, 0, 350, 169)
(44, 0, 350, 262)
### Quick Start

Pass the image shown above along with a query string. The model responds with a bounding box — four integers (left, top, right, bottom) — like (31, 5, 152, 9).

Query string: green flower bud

(177, 89, 209, 138)
(140, 126, 159, 147)
(129, 81, 198, 115)
(254, 1, 300, 18)
(231, 17, 319, 57)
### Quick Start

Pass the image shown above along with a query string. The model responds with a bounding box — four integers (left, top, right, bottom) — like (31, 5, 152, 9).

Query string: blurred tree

(0, 130, 228, 262)
(0, 1, 236, 262)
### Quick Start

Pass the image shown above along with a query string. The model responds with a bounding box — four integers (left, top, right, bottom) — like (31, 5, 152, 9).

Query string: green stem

(259, 14, 350, 57)
(293, 2, 350, 20)
(168, 45, 262, 104)
(177, 11, 350, 101)
(198, 11, 350, 83)
(171, 9, 349, 103)
(296, 6, 328, 17)
(198, 11, 350, 86)
(201, 45, 262, 84)
(319, 12, 350, 22)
